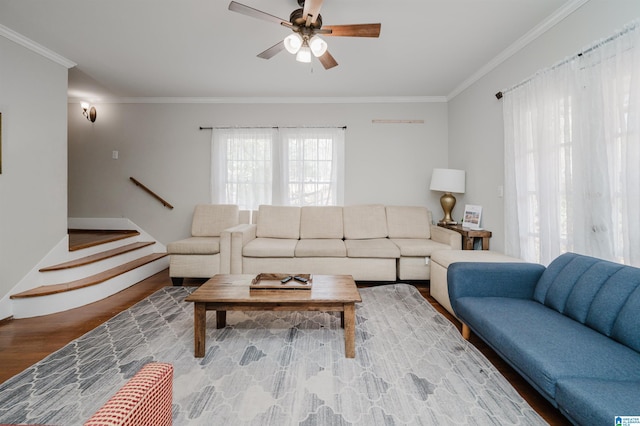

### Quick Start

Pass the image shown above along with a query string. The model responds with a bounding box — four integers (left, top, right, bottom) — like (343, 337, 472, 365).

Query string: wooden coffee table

(184, 274, 362, 358)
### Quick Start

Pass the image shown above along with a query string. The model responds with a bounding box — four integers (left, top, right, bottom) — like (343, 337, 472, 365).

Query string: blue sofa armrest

(447, 262, 546, 315)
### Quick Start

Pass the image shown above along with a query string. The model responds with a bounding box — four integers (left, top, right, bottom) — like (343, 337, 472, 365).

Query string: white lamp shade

(295, 45, 311, 63)
(429, 168, 466, 193)
(284, 33, 303, 54)
(309, 35, 327, 57)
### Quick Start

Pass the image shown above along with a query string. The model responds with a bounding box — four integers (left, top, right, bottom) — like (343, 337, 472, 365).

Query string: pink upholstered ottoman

(84, 362, 173, 426)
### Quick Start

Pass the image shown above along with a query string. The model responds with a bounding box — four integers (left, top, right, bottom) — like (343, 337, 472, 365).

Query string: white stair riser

(12, 257, 169, 319)
(38, 246, 161, 285)
(39, 235, 142, 268)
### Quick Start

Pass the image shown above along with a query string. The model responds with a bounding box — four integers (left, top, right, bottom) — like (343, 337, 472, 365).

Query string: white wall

(68, 101, 448, 244)
(0, 36, 69, 307)
(448, 0, 640, 253)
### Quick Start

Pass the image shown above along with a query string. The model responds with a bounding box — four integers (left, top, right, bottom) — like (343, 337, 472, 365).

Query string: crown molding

(446, 0, 590, 101)
(0, 24, 76, 69)
(68, 96, 447, 105)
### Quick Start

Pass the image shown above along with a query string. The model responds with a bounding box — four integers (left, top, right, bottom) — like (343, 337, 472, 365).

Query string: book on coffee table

(250, 273, 313, 290)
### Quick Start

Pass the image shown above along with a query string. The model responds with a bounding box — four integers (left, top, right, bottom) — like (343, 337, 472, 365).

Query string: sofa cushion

(390, 239, 451, 257)
(295, 239, 347, 257)
(542, 254, 598, 313)
(300, 206, 344, 239)
(555, 378, 640, 426)
(256, 205, 301, 239)
(585, 267, 640, 337)
(611, 285, 640, 352)
(344, 239, 400, 258)
(243, 238, 298, 258)
(167, 237, 220, 255)
(386, 206, 431, 239)
(431, 250, 522, 268)
(456, 297, 640, 400)
(343, 205, 388, 239)
(533, 252, 610, 312)
(191, 204, 239, 237)
(532, 252, 580, 305)
(533, 252, 640, 346)
(563, 261, 626, 324)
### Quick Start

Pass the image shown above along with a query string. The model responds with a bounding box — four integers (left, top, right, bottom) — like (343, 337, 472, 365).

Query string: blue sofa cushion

(564, 261, 624, 322)
(534, 253, 640, 336)
(555, 378, 640, 426)
(455, 296, 640, 401)
(586, 267, 640, 337)
(611, 286, 640, 352)
(532, 252, 581, 306)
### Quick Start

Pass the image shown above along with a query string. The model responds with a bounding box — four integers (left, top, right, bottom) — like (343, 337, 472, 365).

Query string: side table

(437, 223, 492, 250)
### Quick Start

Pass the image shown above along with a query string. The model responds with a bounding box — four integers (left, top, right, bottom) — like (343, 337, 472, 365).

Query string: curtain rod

(495, 20, 638, 100)
(199, 125, 347, 130)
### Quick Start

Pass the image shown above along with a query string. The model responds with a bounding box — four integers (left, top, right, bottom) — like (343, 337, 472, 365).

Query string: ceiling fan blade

(302, 0, 324, 26)
(323, 23, 381, 38)
(228, 1, 291, 27)
(257, 41, 286, 59)
(318, 50, 338, 70)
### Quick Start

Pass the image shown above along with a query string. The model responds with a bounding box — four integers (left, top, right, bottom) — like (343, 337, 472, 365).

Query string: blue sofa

(447, 252, 640, 426)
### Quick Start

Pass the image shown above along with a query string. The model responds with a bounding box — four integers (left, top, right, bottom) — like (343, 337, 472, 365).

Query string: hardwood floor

(410, 282, 568, 425)
(0, 271, 567, 425)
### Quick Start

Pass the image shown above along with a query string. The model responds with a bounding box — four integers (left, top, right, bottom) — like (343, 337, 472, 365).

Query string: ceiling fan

(228, 0, 381, 69)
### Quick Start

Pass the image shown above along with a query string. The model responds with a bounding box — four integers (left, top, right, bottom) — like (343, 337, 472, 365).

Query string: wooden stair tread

(40, 242, 156, 272)
(68, 229, 140, 251)
(11, 253, 168, 299)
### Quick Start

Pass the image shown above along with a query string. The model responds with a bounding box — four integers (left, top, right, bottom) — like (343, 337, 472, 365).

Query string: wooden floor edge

(11, 253, 169, 299)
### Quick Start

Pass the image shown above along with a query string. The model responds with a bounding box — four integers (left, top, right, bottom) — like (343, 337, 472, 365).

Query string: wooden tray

(250, 273, 313, 290)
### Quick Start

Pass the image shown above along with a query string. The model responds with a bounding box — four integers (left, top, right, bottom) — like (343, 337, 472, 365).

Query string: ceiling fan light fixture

(296, 44, 312, 63)
(284, 33, 303, 54)
(309, 35, 327, 57)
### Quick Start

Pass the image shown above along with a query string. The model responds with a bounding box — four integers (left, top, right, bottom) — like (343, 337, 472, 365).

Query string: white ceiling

(0, 0, 576, 101)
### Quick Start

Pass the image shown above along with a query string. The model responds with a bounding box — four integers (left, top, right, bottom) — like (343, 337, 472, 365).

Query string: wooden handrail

(129, 177, 174, 210)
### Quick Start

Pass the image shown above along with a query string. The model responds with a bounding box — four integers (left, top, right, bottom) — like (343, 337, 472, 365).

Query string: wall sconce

(430, 168, 466, 224)
(81, 102, 97, 123)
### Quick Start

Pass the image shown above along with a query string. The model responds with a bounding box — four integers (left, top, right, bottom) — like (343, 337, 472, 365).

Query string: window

(504, 22, 640, 267)
(211, 127, 344, 210)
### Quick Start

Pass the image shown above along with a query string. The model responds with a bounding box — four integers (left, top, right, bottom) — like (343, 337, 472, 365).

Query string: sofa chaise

(229, 204, 461, 281)
(448, 252, 640, 426)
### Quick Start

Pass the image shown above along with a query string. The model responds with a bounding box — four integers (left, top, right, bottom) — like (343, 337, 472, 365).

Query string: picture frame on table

(462, 204, 482, 229)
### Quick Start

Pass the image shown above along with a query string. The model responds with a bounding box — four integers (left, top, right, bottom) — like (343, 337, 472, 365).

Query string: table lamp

(429, 168, 466, 224)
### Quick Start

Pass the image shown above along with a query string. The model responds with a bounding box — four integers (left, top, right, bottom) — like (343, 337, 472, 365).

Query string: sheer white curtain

(212, 127, 344, 210)
(504, 21, 640, 266)
(279, 127, 345, 206)
(211, 128, 277, 210)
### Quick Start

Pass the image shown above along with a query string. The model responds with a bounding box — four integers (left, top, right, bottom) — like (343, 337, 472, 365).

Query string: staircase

(9, 228, 169, 318)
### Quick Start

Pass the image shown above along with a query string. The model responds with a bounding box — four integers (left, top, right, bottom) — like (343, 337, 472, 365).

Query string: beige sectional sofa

(229, 204, 461, 281)
(167, 204, 249, 285)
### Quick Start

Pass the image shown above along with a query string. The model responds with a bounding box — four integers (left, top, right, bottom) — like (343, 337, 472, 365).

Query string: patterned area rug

(0, 284, 546, 425)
